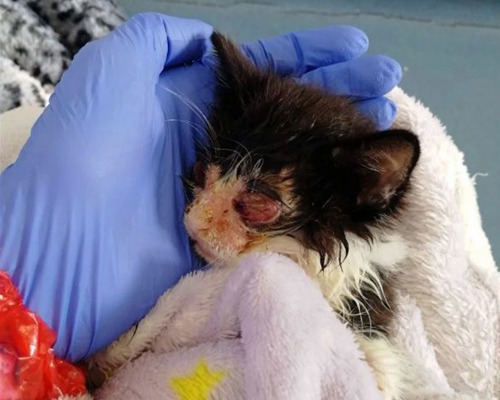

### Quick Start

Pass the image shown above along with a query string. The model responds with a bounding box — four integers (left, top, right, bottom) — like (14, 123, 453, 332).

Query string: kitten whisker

(159, 85, 218, 147)
(228, 150, 254, 180)
(165, 118, 207, 139)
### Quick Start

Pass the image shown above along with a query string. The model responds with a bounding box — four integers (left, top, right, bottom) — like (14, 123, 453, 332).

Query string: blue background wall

(118, 0, 500, 265)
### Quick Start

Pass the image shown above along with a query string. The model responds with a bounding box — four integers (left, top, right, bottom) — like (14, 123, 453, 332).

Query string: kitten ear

(337, 130, 420, 211)
(211, 32, 261, 91)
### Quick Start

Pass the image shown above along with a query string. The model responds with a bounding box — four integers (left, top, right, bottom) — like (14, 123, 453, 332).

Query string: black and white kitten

(184, 32, 420, 399)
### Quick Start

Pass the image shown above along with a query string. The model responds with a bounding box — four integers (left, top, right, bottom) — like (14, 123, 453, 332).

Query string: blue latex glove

(0, 13, 402, 361)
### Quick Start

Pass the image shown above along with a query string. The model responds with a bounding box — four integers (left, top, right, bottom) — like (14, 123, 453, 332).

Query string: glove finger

(39, 13, 212, 140)
(299, 55, 402, 99)
(241, 25, 369, 77)
(85, 13, 212, 79)
(54, 12, 212, 103)
(157, 63, 216, 144)
(356, 97, 397, 130)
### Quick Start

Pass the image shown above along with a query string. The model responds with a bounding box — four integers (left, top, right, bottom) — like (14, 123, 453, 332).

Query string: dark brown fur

(341, 276, 396, 336)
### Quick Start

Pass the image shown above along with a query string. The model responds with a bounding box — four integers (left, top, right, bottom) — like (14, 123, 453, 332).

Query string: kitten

(184, 32, 420, 399)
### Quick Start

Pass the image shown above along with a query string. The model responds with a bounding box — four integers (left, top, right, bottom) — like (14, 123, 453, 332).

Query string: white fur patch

(252, 231, 407, 317)
(357, 336, 407, 400)
(252, 231, 409, 399)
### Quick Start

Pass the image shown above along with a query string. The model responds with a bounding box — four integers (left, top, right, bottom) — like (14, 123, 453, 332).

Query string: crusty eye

(193, 161, 207, 187)
(233, 191, 281, 227)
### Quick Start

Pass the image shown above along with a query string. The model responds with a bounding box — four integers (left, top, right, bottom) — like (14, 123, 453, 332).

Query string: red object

(0, 271, 87, 399)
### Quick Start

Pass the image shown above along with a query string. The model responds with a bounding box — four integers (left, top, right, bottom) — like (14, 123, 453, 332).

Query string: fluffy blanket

(0, 0, 125, 114)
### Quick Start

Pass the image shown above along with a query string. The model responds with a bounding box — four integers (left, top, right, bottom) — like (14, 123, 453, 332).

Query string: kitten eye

(247, 180, 283, 203)
(193, 161, 207, 187)
(233, 191, 281, 227)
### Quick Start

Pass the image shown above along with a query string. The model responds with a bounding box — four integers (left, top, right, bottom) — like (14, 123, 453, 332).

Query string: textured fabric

(23, 0, 126, 56)
(0, 0, 125, 113)
(75, 88, 498, 399)
(92, 255, 382, 400)
(387, 87, 499, 399)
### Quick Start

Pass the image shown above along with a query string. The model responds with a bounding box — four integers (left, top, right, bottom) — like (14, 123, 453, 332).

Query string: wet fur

(183, 32, 420, 399)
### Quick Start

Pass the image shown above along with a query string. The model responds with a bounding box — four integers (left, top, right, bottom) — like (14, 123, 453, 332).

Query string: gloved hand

(0, 13, 402, 362)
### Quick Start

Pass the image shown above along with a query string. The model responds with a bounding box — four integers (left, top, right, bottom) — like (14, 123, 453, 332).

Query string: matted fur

(0, 0, 125, 113)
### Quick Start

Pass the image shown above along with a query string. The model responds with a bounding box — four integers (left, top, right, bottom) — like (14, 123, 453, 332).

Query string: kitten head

(184, 32, 420, 267)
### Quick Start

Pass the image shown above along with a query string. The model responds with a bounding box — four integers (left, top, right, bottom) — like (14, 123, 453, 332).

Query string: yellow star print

(169, 359, 227, 400)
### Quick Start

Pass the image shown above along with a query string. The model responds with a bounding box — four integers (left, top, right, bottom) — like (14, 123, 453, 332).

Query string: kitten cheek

(184, 201, 250, 261)
(233, 192, 281, 227)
